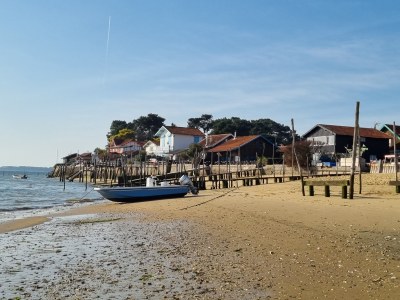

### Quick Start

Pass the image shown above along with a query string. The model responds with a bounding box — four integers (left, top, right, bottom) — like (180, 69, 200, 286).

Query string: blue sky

(1, 0, 400, 167)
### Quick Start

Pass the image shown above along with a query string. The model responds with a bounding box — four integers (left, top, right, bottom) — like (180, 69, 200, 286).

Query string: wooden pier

(50, 161, 352, 191)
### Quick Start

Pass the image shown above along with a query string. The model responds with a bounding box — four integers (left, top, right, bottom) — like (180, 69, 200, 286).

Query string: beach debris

(72, 217, 122, 225)
(372, 277, 382, 283)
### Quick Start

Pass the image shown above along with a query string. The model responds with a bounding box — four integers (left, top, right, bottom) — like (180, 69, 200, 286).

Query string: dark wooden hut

(207, 135, 274, 163)
(302, 124, 391, 161)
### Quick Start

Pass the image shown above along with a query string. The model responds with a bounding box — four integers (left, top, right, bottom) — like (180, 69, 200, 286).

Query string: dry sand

(1, 173, 400, 299)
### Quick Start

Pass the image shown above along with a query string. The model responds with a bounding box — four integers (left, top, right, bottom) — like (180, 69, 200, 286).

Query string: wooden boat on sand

(94, 175, 198, 202)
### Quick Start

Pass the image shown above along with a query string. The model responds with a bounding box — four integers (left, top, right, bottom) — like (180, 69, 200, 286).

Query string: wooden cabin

(207, 135, 274, 163)
(198, 134, 234, 150)
(379, 124, 400, 154)
(302, 124, 391, 162)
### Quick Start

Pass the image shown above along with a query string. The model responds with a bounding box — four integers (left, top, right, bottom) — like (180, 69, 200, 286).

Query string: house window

(194, 136, 200, 143)
(307, 135, 335, 145)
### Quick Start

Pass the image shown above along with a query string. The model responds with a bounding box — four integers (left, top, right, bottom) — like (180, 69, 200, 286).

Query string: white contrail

(103, 16, 111, 84)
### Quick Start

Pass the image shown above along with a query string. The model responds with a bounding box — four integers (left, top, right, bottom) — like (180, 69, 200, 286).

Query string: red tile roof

(199, 134, 233, 148)
(110, 139, 144, 148)
(208, 135, 261, 152)
(165, 126, 205, 136)
(320, 124, 391, 139)
(120, 139, 136, 146)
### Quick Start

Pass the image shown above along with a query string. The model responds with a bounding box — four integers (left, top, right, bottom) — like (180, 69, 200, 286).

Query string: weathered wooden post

(85, 163, 88, 190)
(93, 161, 97, 185)
(342, 185, 348, 199)
(393, 122, 399, 193)
(291, 129, 295, 178)
(324, 185, 330, 197)
(309, 185, 314, 196)
(349, 101, 360, 199)
(291, 118, 305, 196)
(358, 123, 362, 194)
(63, 164, 66, 191)
(104, 160, 108, 184)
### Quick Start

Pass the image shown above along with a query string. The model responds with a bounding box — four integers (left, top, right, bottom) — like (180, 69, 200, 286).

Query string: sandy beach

(1, 173, 400, 299)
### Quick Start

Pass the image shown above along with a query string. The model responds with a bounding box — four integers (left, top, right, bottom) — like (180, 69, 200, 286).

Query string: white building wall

(159, 132, 172, 152)
(157, 133, 198, 154)
(144, 143, 158, 155)
(172, 134, 196, 150)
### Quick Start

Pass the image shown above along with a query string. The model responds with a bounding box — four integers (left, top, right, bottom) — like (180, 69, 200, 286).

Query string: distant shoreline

(0, 166, 52, 173)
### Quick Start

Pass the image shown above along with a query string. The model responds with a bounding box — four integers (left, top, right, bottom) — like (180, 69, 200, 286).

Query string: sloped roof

(110, 138, 127, 146)
(155, 126, 205, 137)
(120, 139, 136, 146)
(111, 139, 138, 147)
(381, 124, 400, 144)
(208, 135, 268, 153)
(198, 134, 233, 148)
(62, 153, 78, 159)
(143, 140, 159, 147)
(381, 124, 400, 136)
(109, 139, 144, 149)
(165, 126, 204, 136)
(305, 124, 391, 139)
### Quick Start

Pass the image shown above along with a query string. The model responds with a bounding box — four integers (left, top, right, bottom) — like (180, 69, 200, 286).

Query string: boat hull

(94, 185, 190, 202)
(12, 175, 28, 179)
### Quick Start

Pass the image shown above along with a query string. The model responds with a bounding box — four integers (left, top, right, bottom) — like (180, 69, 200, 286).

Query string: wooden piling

(349, 101, 360, 199)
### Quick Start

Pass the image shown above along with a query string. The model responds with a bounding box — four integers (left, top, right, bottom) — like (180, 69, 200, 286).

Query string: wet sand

(0, 216, 50, 234)
(1, 173, 400, 299)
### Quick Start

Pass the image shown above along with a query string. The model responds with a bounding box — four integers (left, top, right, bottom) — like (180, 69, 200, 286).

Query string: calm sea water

(0, 171, 103, 222)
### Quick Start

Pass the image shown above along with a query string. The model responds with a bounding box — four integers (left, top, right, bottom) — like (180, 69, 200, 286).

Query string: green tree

(211, 117, 252, 136)
(250, 118, 293, 145)
(185, 143, 204, 175)
(108, 120, 128, 138)
(94, 147, 107, 160)
(256, 155, 268, 167)
(134, 150, 147, 162)
(279, 140, 313, 168)
(132, 113, 165, 141)
(187, 117, 201, 128)
(187, 114, 214, 133)
(186, 143, 204, 158)
(210, 117, 295, 145)
(109, 128, 136, 142)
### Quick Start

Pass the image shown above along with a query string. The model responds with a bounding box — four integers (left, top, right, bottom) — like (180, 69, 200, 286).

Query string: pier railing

(49, 161, 353, 190)
(369, 160, 400, 174)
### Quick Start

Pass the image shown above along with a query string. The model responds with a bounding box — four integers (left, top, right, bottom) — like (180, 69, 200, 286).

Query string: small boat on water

(94, 175, 198, 202)
(12, 174, 28, 179)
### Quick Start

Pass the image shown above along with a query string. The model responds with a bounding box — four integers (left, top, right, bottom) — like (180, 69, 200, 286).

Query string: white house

(143, 140, 159, 156)
(154, 126, 205, 156)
